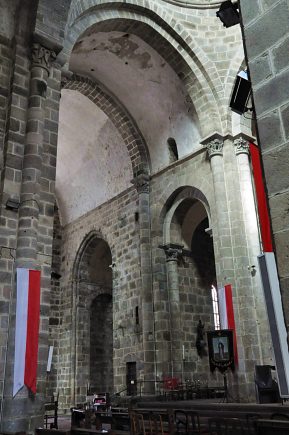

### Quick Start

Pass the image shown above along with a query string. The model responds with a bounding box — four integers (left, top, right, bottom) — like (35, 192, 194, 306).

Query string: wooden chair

(270, 413, 289, 420)
(208, 417, 245, 435)
(130, 411, 146, 435)
(148, 413, 165, 435)
(44, 392, 59, 429)
(174, 410, 205, 435)
(245, 413, 260, 435)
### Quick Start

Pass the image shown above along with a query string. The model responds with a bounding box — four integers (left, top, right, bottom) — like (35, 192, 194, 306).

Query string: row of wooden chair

(129, 409, 264, 435)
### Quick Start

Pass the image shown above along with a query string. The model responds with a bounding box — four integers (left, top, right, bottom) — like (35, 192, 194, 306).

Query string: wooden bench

(254, 419, 289, 435)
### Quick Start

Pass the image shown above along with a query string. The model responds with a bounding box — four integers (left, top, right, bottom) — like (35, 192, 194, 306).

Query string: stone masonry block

(272, 35, 289, 72)
(262, 0, 283, 11)
(239, 0, 261, 25)
(269, 190, 289, 233)
(248, 53, 272, 84)
(254, 68, 289, 116)
(274, 230, 289, 278)
(257, 110, 283, 150)
(263, 142, 289, 195)
(245, 0, 289, 59)
(281, 103, 289, 140)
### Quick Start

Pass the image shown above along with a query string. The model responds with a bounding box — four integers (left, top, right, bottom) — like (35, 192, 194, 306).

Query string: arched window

(211, 284, 220, 330)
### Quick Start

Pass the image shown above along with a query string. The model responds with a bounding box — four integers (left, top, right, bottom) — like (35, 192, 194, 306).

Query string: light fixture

(5, 198, 20, 211)
(216, 1, 240, 28)
(230, 70, 251, 115)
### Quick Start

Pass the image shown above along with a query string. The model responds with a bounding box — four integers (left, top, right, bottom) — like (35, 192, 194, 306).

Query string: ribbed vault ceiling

(57, 31, 201, 224)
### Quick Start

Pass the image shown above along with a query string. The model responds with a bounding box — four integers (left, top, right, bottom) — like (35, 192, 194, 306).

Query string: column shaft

(1, 43, 55, 433)
(132, 174, 155, 394)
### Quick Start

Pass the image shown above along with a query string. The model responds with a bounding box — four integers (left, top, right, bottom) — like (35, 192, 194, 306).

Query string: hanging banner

(249, 143, 273, 252)
(13, 268, 41, 396)
(218, 284, 238, 365)
(207, 329, 235, 373)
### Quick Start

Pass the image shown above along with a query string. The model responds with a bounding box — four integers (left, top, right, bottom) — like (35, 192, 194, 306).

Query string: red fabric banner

(249, 143, 273, 252)
(24, 270, 41, 394)
(225, 284, 238, 365)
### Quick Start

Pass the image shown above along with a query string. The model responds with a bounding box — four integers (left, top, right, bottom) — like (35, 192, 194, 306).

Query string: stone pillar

(1, 42, 56, 433)
(16, 43, 55, 265)
(234, 136, 272, 363)
(131, 173, 155, 394)
(205, 136, 235, 285)
(203, 134, 256, 400)
(162, 244, 183, 379)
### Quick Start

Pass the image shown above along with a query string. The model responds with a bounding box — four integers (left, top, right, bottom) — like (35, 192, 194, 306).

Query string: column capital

(201, 132, 224, 159)
(31, 42, 56, 72)
(206, 138, 224, 158)
(234, 137, 250, 155)
(160, 243, 184, 262)
(131, 173, 150, 194)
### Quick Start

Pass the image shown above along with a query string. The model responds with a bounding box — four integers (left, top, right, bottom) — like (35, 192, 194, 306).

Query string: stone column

(234, 136, 272, 363)
(205, 136, 236, 285)
(203, 135, 252, 399)
(1, 42, 56, 433)
(162, 244, 183, 379)
(132, 173, 155, 394)
(16, 43, 55, 265)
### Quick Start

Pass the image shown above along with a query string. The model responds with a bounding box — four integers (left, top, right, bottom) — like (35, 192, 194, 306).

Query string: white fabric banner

(13, 268, 29, 396)
(218, 286, 228, 329)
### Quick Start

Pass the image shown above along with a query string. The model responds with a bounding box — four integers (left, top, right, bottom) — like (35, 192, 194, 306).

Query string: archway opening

(90, 293, 113, 391)
(164, 193, 217, 380)
(75, 236, 113, 401)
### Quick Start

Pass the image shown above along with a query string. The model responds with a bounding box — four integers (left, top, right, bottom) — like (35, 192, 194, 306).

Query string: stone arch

(61, 2, 224, 136)
(71, 231, 113, 404)
(63, 76, 150, 176)
(161, 185, 211, 232)
(158, 185, 216, 380)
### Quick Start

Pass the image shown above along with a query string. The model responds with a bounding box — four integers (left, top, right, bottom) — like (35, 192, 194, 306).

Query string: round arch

(160, 185, 211, 228)
(72, 230, 114, 404)
(73, 229, 107, 281)
(157, 185, 216, 380)
(60, 3, 224, 136)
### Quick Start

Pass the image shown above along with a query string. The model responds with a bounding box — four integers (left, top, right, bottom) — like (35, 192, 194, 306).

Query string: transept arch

(62, 75, 150, 176)
(60, 4, 225, 136)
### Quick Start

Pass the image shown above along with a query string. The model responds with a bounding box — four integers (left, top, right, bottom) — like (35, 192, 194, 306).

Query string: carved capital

(31, 43, 56, 71)
(131, 173, 150, 194)
(160, 243, 184, 262)
(206, 139, 224, 158)
(234, 137, 250, 155)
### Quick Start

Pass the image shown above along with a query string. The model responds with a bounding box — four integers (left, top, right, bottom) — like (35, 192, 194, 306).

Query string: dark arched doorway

(73, 234, 113, 403)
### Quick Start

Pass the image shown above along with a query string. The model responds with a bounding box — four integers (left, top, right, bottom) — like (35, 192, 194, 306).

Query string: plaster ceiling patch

(56, 89, 133, 225)
(70, 31, 201, 173)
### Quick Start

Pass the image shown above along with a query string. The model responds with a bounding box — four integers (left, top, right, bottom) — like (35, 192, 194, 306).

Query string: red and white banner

(249, 143, 273, 252)
(218, 284, 238, 365)
(13, 268, 41, 396)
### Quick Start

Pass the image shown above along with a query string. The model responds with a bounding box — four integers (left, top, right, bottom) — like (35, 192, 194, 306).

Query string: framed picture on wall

(207, 329, 235, 373)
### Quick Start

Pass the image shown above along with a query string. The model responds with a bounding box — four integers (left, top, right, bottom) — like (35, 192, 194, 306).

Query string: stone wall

(57, 186, 141, 408)
(0, 0, 283, 430)
(240, 0, 289, 325)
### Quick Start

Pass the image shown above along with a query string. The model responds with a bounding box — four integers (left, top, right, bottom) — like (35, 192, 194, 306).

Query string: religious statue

(196, 319, 206, 357)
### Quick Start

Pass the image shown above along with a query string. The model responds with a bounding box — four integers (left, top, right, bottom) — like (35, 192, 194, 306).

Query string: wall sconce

(216, 1, 240, 28)
(248, 264, 257, 276)
(5, 198, 20, 211)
